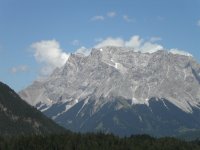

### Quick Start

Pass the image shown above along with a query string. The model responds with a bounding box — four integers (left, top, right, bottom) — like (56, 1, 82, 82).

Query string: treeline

(0, 133, 200, 150)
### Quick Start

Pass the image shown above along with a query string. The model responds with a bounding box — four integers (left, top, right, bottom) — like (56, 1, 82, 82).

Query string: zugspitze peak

(19, 46, 200, 136)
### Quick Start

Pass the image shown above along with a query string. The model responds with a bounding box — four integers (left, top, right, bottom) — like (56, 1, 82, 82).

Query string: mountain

(19, 46, 200, 137)
(0, 81, 65, 136)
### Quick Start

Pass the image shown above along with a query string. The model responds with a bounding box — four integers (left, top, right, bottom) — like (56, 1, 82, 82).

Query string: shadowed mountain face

(0, 82, 65, 136)
(43, 97, 200, 137)
(19, 47, 200, 137)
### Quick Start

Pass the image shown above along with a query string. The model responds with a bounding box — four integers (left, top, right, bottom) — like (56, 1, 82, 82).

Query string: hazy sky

(0, 0, 200, 91)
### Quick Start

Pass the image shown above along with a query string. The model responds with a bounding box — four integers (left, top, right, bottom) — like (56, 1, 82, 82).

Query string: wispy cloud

(169, 49, 193, 57)
(94, 38, 103, 42)
(75, 46, 91, 56)
(123, 15, 134, 22)
(91, 15, 105, 21)
(31, 40, 69, 76)
(72, 40, 80, 46)
(95, 37, 124, 48)
(150, 36, 162, 42)
(125, 36, 143, 48)
(107, 12, 116, 18)
(91, 11, 116, 21)
(10, 65, 29, 74)
(197, 20, 200, 27)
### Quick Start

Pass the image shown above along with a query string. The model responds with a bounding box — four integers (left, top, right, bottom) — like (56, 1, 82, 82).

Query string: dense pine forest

(0, 133, 200, 150)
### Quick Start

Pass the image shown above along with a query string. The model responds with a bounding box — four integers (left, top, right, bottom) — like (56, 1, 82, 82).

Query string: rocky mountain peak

(20, 47, 200, 114)
(18, 46, 200, 136)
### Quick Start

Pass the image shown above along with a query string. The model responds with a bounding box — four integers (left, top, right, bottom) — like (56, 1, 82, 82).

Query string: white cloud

(31, 40, 69, 75)
(138, 42, 163, 53)
(107, 12, 116, 18)
(10, 65, 29, 74)
(169, 49, 193, 57)
(94, 37, 124, 48)
(91, 12, 116, 22)
(94, 36, 192, 56)
(125, 36, 163, 53)
(94, 35, 163, 53)
(72, 40, 80, 46)
(91, 15, 104, 21)
(75, 46, 91, 56)
(125, 36, 143, 48)
(197, 20, 200, 27)
(150, 36, 162, 42)
(123, 15, 133, 22)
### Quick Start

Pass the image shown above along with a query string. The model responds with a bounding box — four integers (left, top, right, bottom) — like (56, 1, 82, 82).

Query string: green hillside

(0, 82, 66, 136)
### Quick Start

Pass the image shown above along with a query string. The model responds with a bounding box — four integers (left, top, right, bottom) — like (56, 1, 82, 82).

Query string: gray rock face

(19, 46, 200, 136)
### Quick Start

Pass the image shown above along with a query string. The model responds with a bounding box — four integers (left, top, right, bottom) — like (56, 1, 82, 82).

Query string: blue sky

(0, 0, 200, 91)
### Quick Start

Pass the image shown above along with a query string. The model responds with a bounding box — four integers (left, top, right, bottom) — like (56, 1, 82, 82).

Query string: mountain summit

(19, 47, 200, 136)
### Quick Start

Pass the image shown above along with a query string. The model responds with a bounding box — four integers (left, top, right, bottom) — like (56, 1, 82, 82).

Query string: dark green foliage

(177, 130, 200, 141)
(0, 133, 199, 150)
(0, 82, 66, 136)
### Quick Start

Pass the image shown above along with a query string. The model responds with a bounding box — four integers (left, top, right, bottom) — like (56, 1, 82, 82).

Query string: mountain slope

(0, 82, 65, 136)
(19, 47, 200, 136)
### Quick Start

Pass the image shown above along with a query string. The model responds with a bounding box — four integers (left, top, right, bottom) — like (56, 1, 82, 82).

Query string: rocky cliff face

(19, 46, 200, 136)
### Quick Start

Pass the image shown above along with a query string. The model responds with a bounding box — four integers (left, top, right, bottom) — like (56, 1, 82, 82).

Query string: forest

(0, 133, 200, 150)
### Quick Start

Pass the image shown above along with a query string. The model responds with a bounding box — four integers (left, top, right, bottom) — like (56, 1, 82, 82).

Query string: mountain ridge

(19, 46, 200, 136)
